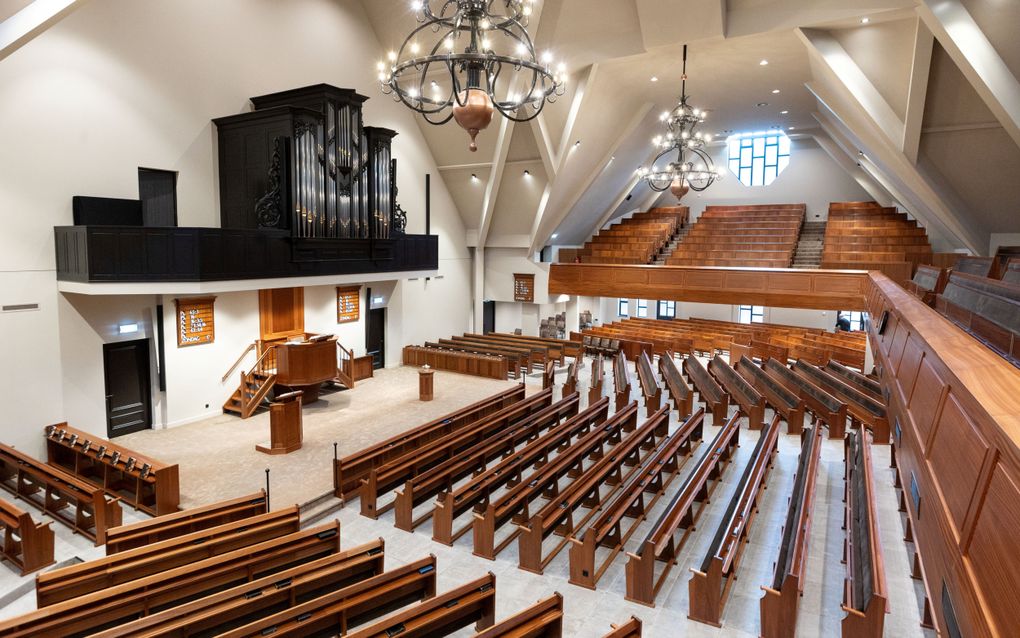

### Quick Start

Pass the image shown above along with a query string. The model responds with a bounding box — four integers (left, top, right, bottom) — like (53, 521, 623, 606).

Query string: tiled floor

(0, 359, 933, 637)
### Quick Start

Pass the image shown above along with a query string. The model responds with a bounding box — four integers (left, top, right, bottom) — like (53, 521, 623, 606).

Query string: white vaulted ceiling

(358, 0, 1020, 256)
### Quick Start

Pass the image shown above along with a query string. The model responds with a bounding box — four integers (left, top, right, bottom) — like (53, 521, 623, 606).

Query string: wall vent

(2, 303, 40, 313)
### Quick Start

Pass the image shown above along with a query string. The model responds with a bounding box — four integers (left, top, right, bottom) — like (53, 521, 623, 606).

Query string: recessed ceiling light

(789, 126, 796, 130)
(759, 59, 769, 66)
(771, 89, 781, 94)
(780, 110, 789, 114)
(471, 173, 478, 181)
(756, 102, 768, 107)
(523, 169, 531, 176)
(650, 76, 658, 82)
(574, 140, 581, 147)
(861, 17, 870, 24)
(551, 233, 559, 239)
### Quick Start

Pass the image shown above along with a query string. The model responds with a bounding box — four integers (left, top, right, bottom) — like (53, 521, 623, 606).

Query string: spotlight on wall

(119, 323, 139, 335)
(471, 173, 479, 181)
(523, 169, 531, 177)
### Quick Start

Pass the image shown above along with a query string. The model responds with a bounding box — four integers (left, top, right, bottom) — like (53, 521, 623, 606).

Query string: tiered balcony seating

(666, 204, 804, 268)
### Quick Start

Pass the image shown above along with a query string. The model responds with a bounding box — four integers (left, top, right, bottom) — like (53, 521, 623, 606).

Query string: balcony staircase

(652, 226, 689, 265)
(792, 221, 826, 269)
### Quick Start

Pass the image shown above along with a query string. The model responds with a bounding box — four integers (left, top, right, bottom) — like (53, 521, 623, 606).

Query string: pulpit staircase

(223, 340, 354, 419)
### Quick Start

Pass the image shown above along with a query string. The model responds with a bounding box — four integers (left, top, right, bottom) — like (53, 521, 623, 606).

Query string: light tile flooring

(0, 359, 933, 637)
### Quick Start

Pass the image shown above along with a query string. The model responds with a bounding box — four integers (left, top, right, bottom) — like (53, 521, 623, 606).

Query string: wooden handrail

(222, 342, 257, 383)
(247, 344, 277, 376)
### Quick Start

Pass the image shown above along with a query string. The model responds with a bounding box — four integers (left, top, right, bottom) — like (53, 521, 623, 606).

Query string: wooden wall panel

(897, 338, 925, 403)
(927, 394, 990, 532)
(966, 462, 1020, 636)
(547, 264, 868, 310)
(908, 359, 947, 450)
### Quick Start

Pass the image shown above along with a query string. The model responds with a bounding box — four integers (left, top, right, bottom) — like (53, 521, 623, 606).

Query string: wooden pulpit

(274, 336, 338, 403)
(257, 391, 303, 455)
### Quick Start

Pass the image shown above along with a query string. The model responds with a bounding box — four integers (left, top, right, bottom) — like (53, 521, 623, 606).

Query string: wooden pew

(568, 409, 704, 590)
(360, 387, 553, 519)
(488, 332, 584, 360)
(105, 490, 267, 554)
(904, 265, 948, 306)
(624, 413, 741, 606)
(589, 354, 605, 404)
(954, 256, 995, 277)
(765, 360, 847, 439)
(760, 426, 824, 638)
(0, 521, 341, 637)
(89, 538, 388, 638)
(709, 354, 766, 430)
(36, 506, 301, 607)
(613, 350, 632, 410)
(684, 355, 729, 426)
(474, 593, 563, 637)
(564, 358, 581, 396)
(793, 361, 890, 444)
(935, 271, 1020, 365)
(635, 352, 662, 416)
(689, 415, 781, 627)
(345, 573, 497, 637)
(467, 333, 565, 365)
(658, 352, 694, 418)
(430, 339, 523, 378)
(445, 336, 536, 373)
(333, 385, 525, 503)
(393, 394, 580, 531)
(517, 407, 669, 574)
(824, 360, 882, 402)
(402, 346, 507, 380)
(842, 431, 888, 638)
(543, 359, 556, 389)
(0, 443, 122, 546)
(45, 424, 180, 516)
(473, 403, 639, 560)
(735, 356, 806, 435)
(209, 555, 438, 638)
(432, 398, 613, 546)
(601, 617, 643, 638)
(0, 496, 53, 575)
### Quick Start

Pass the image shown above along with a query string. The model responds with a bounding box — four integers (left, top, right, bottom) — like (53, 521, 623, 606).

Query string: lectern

(257, 391, 303, 455)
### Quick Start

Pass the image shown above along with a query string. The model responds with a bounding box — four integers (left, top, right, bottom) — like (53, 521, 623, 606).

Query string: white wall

(653, 137, 872, 222)
(0, 0, 473, 445)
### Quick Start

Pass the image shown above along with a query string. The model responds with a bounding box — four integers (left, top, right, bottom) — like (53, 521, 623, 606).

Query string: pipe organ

(214, 84, 398, 240)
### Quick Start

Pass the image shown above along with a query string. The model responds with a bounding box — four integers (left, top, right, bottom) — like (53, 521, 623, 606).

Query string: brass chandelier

(377, 0, 566, 152)
(640, 45, 723, 200)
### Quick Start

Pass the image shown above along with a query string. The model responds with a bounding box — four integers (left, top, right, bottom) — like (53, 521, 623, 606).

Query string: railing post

(239, 371, 247, 416)
(265, 468, 271, 511)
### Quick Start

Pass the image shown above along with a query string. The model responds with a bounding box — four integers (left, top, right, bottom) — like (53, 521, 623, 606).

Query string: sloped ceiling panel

(959, 0, 1020, 82)
(832, 18, 917, 123)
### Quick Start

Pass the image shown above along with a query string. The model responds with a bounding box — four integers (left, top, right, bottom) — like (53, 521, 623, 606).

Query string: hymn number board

(175, 297, 216, 347)
(337, 286, 361, 324)
(514, 273, 535, 303)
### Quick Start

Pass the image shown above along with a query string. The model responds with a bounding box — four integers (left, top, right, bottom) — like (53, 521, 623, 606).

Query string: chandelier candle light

(640, 45, 723, 200)
(378, 0, 566, 151)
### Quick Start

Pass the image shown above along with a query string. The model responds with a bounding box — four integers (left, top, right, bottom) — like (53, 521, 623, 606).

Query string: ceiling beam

(474, 104, 516, 249)
(554, 64, 597, 172)
(902, 19, 934, 164)
(0, 0, 88, 62)
(811, 125, 894, 206)
(918, 0, 1020, 149)
(529, 113, 558, 178)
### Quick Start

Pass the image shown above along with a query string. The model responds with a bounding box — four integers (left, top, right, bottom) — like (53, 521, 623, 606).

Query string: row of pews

(571, 207, 688, 265)
(0, 488, 642, 637)
(577, 316, 867, 369)
(821, 201, 933, 285)
(406, 332, 582, 380)
(905, 257, 1020, 367)
(666, 204, 804, 268)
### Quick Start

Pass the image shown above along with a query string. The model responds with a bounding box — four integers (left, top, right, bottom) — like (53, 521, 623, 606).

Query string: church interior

(1, 0, 1019, 636)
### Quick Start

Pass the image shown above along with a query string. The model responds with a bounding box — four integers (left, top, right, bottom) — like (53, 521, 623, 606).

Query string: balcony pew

(36, 506, 302, 607)
(954, 256, 995, 277)
(824, 361, 883, 403)
(1002, 259, 1020, 284)
(709, 354, 766, 430)
(684, 355, 730, 426)
(613, 350, 632, 410)
(658, 352, 694, 418)
(589, 354, 605, 404)
(636, 352, 662, 416)
(935, 271, 1020, 366)
(89, 538, 388, 638)
(904, 265, 948, 307)
(207, 555, 438, 638)
(0, 443, 122, 546)
(473, 593, 564, 637)
(473, 403, 639, 560)
(624, 413, 741, 606)
(0, 522, 341, 638)
(333, 385, 525, 503)
(601, 617, 643, 638)
(735, 356, 806, 435)
(432, 399, 613, 546)
(393, 394, 580, 531)
(0, 496, 54, 575)
(360, 388, 553, 519)
(842, 431, 888, 638)
(345, 573, 497, 638)
(760, 426, 824, 638)
(689, 415, 781, 626)
(517, 407, 669, 574)
(765, 360, 847, 438)
(793, 361, 890, 444)
(104, 490, 267, 554)
(568, 409, 705, 590)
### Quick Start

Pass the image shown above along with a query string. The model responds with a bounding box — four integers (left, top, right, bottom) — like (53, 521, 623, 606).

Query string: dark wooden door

(483, 301, 496, 334)
(103, 339, 152, 438)
(138, 168, 178, 227)
(367, 308, 385, 369)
